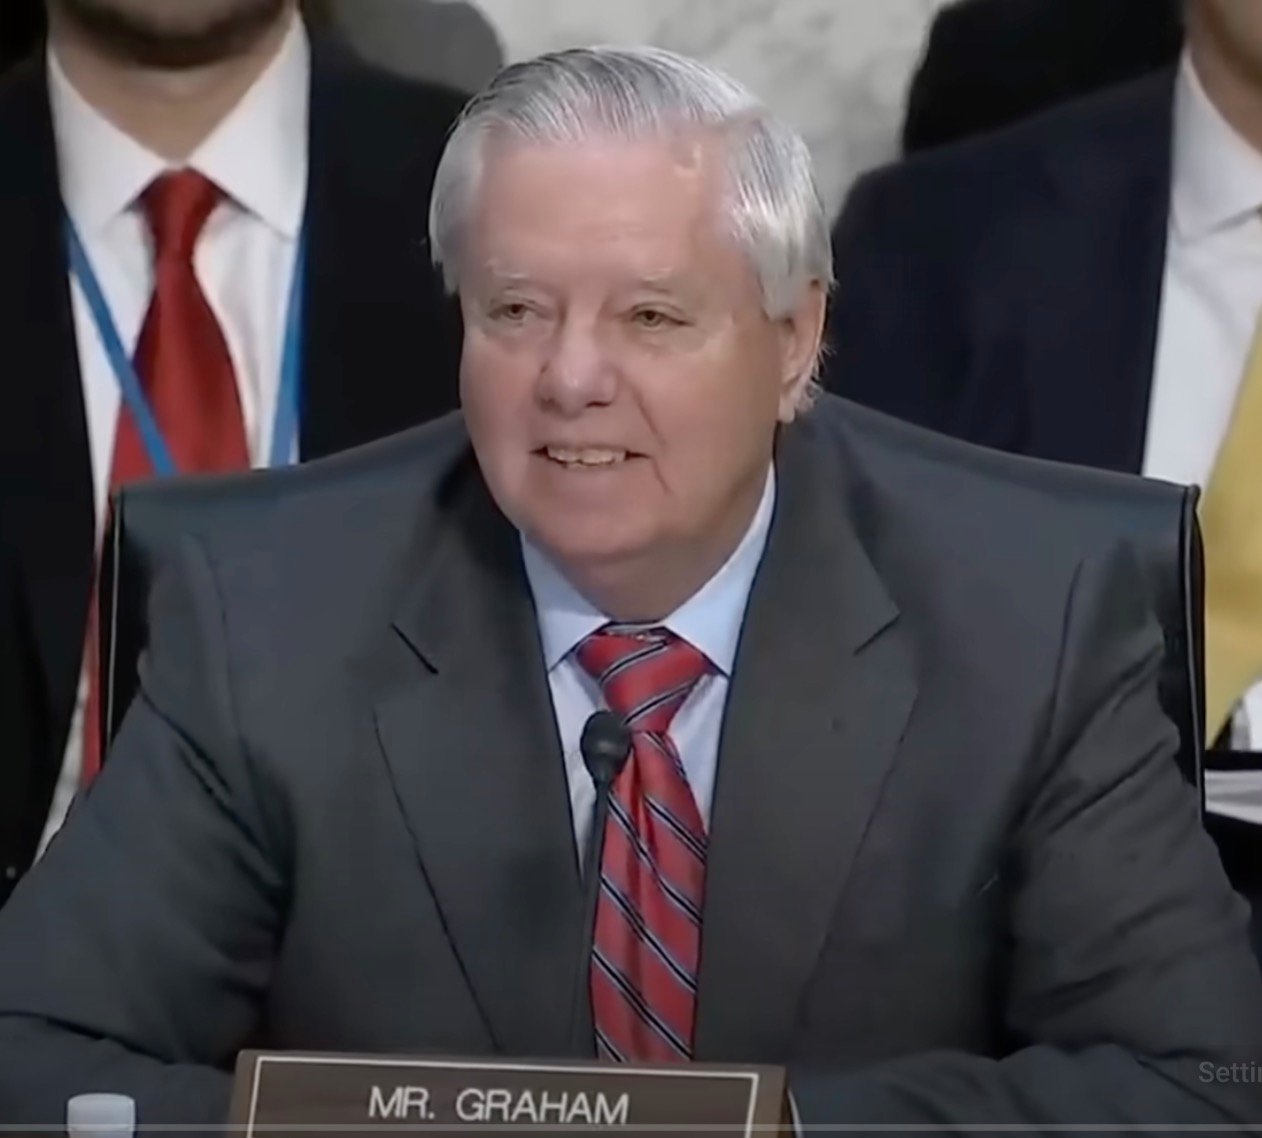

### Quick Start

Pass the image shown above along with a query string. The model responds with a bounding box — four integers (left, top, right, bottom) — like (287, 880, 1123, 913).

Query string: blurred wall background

(327, 0, 953, 215)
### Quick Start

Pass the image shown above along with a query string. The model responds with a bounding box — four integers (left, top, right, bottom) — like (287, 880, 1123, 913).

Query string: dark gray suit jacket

(0, 398, 1259, 1130)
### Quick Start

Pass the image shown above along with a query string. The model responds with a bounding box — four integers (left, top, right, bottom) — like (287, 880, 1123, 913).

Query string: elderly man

(0, 46, 1258, 1131)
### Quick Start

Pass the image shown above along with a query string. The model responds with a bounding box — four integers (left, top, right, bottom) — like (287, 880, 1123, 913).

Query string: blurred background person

(0, 0, 468, 907)
(324, 0, 503, 94)
(902, 0, 1183, 152)
(825, 0, 1262, 954)
(0, 0, 341, 73)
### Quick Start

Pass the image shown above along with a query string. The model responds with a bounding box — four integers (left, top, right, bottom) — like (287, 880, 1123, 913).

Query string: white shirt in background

(1145, 52, 1262, 822)
(38, 16, 311, 853)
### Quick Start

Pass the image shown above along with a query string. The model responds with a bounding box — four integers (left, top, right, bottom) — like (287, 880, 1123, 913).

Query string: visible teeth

(545, 447, 627, 466)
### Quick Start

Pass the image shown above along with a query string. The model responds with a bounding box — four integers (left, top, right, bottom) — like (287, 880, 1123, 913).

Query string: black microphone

(570, 710, 632, 1055)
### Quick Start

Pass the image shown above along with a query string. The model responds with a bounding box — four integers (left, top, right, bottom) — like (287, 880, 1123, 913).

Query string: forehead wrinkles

(477, 133, 736, 258)
(457, 130, 777, 320)
(480, 124, 730, 212)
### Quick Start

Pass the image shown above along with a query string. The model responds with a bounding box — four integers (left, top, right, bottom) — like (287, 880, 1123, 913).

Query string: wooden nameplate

(228, 1051, 790, 1137)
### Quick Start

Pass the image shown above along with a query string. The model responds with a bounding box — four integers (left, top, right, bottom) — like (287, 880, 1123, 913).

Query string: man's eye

(631, 309, 683, 330)
(492, 302, 533, 323)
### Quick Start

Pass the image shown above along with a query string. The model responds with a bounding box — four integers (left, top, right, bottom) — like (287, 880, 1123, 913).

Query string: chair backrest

(99, 481, 224, 757)
(98, 434, 1206, 806)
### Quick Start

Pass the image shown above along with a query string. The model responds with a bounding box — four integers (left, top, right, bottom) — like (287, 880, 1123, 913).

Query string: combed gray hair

(428, 45, 833, 327)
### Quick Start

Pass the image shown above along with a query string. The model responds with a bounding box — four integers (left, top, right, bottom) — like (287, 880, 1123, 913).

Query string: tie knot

(576, 625, 711, 735)
(142, 170, 221, 262)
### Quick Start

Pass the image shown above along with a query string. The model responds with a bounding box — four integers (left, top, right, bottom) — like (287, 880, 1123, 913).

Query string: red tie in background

(577, 626, 713, 1062)
(80, 171, 249, 783)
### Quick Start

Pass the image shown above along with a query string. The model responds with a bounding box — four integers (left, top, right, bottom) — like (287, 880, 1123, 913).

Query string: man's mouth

(540, 446, 632, 468)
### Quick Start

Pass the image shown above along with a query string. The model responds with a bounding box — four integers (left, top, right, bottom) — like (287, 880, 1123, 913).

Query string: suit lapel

(1022, 71, 1174, 473)
(372, 457, 582, 1057)
(0, 59, 94, 773)
(299, 41, 463, 461)
(695, 416, 917, 1061)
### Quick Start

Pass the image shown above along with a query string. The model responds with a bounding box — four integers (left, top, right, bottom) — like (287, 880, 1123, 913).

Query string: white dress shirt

(38, 17, 311, 853)
(1145, 53, 1262, 822)
(521, 468, 776, 860)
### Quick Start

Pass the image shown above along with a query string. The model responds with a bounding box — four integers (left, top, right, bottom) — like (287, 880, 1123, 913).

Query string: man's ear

(776, 280, 828, 422)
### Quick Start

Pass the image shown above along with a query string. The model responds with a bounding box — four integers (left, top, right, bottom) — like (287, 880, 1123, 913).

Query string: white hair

(428, 45, 833, 343)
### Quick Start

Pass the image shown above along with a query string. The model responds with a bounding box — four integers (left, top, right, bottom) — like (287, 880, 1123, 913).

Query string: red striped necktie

(576, 625, 713, 1062)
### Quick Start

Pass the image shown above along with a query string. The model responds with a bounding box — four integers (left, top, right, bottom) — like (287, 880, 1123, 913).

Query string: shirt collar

(522, 465, 777, 676)
(1171, 50, 1262, 241)
(49, 13, 310, 240)
(48, 47, 161, 236)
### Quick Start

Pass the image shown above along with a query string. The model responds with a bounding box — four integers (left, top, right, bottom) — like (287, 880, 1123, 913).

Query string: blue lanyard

(65, 216, 305, 477)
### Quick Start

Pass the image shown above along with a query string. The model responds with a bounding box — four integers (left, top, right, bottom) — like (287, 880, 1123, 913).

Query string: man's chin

(527, 520, 658, 577)
(55, 0, 289, 69)
(535, 533, 649, 575)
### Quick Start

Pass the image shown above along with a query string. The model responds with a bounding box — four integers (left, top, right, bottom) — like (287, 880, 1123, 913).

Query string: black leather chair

(98, 424, 1206, 806)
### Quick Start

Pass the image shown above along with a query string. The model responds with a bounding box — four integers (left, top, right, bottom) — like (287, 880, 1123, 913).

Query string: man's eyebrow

(474, 266, 696, 295)
(629, 272, 690, 293)
(480, 263, 534, 285)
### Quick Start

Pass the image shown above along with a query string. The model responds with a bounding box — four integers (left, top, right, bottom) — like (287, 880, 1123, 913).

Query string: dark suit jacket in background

(0, 1, 41, 76)
(0, 40, 468, 902)
(0, 398, 1259, 1130)
(902, 0, 1182, 152)
(826, 71, 1175, 473)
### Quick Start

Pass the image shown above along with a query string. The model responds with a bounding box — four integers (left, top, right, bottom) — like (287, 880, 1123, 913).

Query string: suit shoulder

(111, 415, 474, 703)
(162, 414, 470, 565)
(809, 395, 1188, 572)
(843, 67, 1174, 234)
(0, 56, 49, 143)
(311, 40, 469, 155)
(922, 0, 1163, 61)
(922, 0, 1045, 46)
(335, 59, 469, 128)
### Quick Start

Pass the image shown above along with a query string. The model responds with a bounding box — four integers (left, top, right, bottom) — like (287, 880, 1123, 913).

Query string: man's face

(458, 132, 824, 603)
(51, 0, 289, 67)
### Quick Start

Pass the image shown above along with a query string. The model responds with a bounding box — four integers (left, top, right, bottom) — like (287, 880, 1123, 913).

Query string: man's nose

(536, 320, 617, 415)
